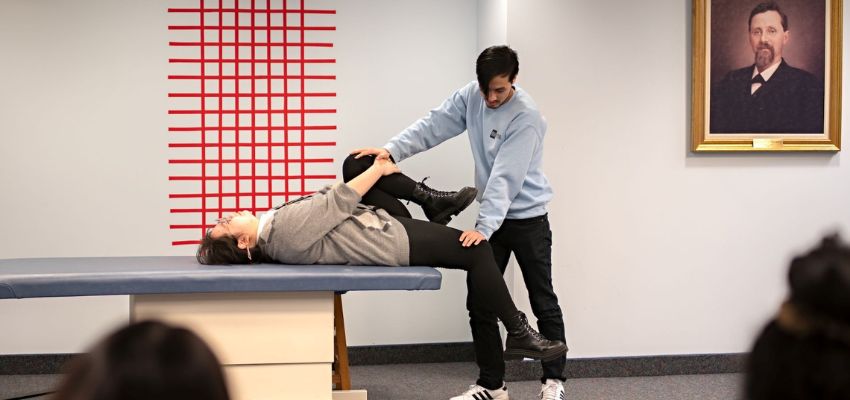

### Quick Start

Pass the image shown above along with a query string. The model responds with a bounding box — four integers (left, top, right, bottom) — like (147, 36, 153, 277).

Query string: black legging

(342, 155, 519, 322)
(341, 154, 417, 218)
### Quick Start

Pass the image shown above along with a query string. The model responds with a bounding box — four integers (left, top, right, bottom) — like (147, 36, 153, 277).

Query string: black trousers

(469, 214, 567, 387)
(341, 155, 518, 323)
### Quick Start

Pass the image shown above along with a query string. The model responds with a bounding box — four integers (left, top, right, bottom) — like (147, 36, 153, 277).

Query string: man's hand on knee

(350, 147, 390, 160)
(460, 230, 485, 247)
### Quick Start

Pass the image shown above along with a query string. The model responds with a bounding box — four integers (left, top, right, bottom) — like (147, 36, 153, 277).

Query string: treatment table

(0, 256, 442, 400)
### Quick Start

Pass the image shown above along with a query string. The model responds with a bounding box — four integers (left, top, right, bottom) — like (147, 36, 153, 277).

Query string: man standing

(710, 1, 824, 133)
(352, 45, 566, 400)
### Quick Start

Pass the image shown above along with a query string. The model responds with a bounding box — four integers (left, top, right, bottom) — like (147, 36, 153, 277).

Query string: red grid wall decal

(167, 0, 337, 246)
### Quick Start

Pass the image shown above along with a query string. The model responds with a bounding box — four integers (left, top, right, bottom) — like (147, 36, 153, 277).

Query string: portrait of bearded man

(709, 1, 824, 134)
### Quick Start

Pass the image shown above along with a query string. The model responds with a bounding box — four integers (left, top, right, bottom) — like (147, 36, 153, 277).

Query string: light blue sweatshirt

(384, 80, 553, 239)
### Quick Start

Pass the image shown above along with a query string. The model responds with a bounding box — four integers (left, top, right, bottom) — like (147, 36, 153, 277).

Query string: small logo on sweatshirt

(490, 129, 500, 139)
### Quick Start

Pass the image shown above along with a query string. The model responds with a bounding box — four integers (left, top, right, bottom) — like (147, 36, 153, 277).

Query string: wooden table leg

(333, 293, 351, 390)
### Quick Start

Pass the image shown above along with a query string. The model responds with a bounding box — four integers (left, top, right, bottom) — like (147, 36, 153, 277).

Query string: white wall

(2, 0, 849, 358)
(478, 0, 507, 52)
(506, 0, 850, 357)
(0, 0, 172, 354)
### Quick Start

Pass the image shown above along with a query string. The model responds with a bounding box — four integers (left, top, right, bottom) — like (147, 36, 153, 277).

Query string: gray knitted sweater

(257, 182, 410, 266)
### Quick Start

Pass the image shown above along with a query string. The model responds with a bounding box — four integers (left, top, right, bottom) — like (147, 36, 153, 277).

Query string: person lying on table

(197, 154, 567, 362)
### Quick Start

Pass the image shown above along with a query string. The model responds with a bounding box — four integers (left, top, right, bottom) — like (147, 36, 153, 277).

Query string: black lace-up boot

(504, 311, 568, 361)
(411, 178, 478, 225)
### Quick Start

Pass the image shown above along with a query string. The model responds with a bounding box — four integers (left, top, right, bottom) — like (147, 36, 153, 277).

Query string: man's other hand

(460, 230, 485, 247)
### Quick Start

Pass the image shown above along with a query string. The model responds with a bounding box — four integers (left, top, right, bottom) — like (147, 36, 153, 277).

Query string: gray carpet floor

(0, 362, 742, 400)
(351, 362, 742, 400)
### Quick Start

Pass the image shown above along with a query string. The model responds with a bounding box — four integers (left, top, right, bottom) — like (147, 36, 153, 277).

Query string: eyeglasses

(206, 215, 235, 238)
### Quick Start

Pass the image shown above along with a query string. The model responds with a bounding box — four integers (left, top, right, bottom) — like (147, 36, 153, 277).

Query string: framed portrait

(691, 0, 842, 151)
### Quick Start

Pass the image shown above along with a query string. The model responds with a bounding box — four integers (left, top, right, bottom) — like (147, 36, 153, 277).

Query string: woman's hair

(745, 234, 850, 400)
(196, 231, 266, 265)
(51, 320, 230, 400)
(476, 45, 519, 94)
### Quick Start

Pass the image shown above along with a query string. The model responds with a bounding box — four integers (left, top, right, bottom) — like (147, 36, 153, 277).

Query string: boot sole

(431, 187, 478, 225)
(504, 344, 567, 362)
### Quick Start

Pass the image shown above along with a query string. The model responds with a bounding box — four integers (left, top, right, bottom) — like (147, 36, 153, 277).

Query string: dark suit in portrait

(710, 59, 824, 133)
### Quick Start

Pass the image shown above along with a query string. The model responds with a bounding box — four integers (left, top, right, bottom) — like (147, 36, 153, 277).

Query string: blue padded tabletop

(0, 256, 442, 299)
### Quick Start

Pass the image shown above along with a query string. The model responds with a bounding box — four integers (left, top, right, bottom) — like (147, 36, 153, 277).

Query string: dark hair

(745, 234, 850, 400)
(476, 45, 519, 95)
(786, 234, 850, 322)
(196, 231, 266, 265)
(52, 320, 230, 400)
(749, 2, 789, 31)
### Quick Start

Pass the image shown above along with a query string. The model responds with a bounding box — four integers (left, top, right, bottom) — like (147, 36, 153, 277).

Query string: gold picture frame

(692, 0, 842, 151)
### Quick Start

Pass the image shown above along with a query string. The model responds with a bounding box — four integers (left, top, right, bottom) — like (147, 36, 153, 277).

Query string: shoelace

(519, 314, 548, 341)
(418, 177, 455, 197)
(405, 177, 432, 205)
(540, 382, 564, 400)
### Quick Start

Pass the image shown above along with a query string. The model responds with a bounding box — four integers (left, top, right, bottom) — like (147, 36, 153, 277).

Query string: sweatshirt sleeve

(273, 182, 362, 251)
(474, 120, 541, 239)
(383, 83, 471, 162)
